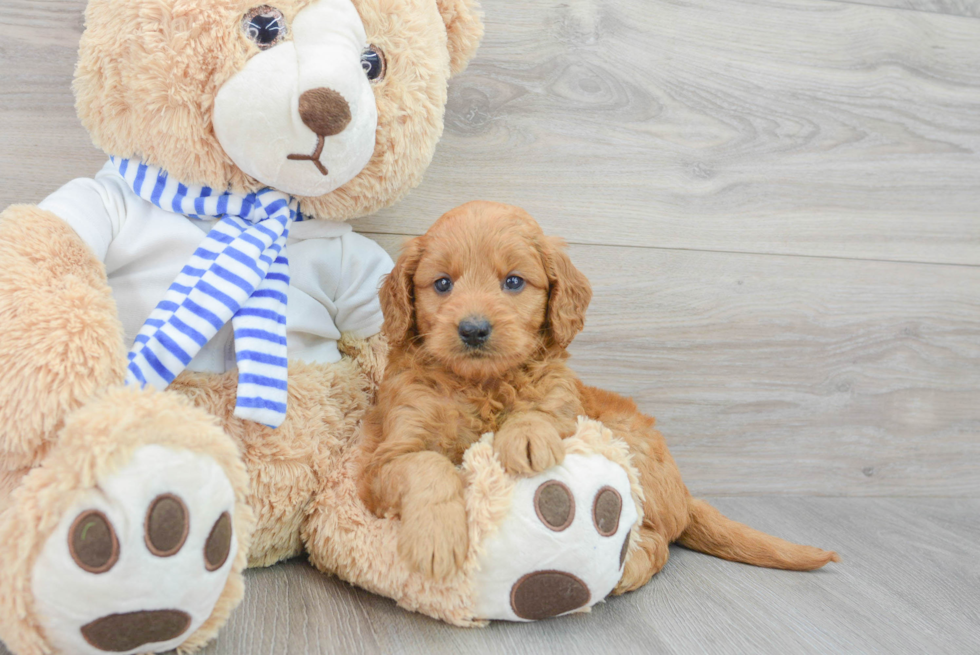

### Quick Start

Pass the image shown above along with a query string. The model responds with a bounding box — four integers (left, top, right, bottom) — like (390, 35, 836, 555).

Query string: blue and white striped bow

(113, 157, 299, 428)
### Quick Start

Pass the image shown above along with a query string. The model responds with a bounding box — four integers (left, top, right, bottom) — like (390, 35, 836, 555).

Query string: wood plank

(193, 497, 980, 654)
(371, 233, 980, 497)
(0, 0, 85, 42)
(832, 0, 980, 18)
(0, 0, 100, 203)
(3, 0, 980, 265)
(3, 498, 977, 654)
(0, 496, 960, 655)
(354, 0, 980, 265)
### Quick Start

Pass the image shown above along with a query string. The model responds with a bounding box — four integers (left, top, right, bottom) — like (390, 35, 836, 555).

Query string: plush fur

(0, 387, 255, 655)
(169, 357, 378, 569)
(359, 201, 841, 590)
(0, 207, 127, 470)
(0, 0, 483, 652)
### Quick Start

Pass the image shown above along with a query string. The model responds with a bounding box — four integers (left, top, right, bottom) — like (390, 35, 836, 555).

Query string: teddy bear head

(74, 0, 482, 220)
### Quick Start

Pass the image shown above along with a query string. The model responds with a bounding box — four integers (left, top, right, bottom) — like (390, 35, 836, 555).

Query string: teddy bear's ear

(436, 0, 484, 76)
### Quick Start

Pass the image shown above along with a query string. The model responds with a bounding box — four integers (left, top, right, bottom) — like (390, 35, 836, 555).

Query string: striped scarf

(113, 157, 300, 428)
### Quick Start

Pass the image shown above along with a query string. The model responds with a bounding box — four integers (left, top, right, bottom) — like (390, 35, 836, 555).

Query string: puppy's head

(381, 201, 592, 379)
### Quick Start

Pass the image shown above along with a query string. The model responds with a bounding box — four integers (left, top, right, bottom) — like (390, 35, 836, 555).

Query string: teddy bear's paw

(31, 445, 238, 655)
(472, 452, 639, 622)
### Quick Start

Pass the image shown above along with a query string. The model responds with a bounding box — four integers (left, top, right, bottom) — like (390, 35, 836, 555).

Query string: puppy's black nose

(458, 317, 492, 348)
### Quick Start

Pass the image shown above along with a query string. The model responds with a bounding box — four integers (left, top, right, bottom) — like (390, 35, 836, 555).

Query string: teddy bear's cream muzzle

(213, 0, 379, 198)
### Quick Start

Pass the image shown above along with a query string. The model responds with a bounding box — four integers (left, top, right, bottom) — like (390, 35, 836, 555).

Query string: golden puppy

(359, 201, 839, 588)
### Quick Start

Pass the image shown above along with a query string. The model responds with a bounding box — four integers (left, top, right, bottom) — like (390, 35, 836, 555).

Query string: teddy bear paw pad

(31, 445, 238, 655)
(473, 453, 638, 622)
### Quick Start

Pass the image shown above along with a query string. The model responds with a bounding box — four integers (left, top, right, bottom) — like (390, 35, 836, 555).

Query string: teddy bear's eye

(243, 6, 287, 51)
(361, 46, 386, 83)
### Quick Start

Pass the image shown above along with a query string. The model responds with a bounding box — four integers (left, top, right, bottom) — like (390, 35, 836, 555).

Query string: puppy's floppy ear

(436, 0, 484, 76)
(380, 236, 424, 349)
(540, 236, 592, 349)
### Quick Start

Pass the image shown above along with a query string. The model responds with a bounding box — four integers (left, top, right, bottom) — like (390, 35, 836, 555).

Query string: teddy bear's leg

(0, 387, 254, 655)
(0, 205, 127, 471)
(169, 358, 374, 570)
(302, 418, 644, 626)
(337, 333, 389, 391)
(470, 425, 641, 622)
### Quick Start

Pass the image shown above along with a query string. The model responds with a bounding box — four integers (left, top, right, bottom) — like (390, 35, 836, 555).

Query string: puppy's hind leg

(612, 525, 670, 595)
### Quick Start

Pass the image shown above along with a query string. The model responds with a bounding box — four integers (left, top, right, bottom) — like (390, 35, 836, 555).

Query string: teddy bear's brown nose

(298, 88, 352, 137)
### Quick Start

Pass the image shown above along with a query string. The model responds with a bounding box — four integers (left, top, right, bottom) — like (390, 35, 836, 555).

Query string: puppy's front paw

(494, 418, 565, 476)
(399, 500, 468, 580)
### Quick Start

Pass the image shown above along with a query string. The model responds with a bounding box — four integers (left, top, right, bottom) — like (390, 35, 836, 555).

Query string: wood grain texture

(3, 1, 980, 264)
(4, 497, 966, 655)
(836, 0, 980, 18)
(348, 0, 980, 265)
(369, 234, 980, 497)
(0, 0, 96, 203)
(194, 497, 980, 654)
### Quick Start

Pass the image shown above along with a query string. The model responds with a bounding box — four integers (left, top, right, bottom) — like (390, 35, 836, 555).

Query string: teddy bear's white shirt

(39, 161, 393, 373)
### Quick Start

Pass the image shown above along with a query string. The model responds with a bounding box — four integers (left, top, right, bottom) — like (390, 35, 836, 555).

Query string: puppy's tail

(678, 498, 840, 571)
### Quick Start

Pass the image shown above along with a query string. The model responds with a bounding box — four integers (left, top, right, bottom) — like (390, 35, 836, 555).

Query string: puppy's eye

(434, 277, 453, 295)
(503, 275, 526, 292)
(361, 45, 386, 82)
(243, 6, 287, 50)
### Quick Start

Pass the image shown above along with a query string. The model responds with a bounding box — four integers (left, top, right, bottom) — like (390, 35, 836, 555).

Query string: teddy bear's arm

(0, 204, 127, 469)
(35, 175, 122, 262)
(338, 332, 389, 388)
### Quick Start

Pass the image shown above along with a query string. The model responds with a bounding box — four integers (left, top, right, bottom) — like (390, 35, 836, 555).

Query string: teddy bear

(0, 0, 483, 651)
(0, 1, 651, 653)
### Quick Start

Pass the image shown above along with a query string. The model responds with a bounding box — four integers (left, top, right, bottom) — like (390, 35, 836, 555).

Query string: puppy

(360, 201, 839, 587)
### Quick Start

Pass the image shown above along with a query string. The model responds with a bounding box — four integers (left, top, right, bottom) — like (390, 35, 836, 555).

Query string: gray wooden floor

(197, 497, 980, 654)
(2, 0, 979, 653)
(4, 499, 978, 655)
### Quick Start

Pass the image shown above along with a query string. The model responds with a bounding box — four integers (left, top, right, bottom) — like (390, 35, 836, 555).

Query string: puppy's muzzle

(458, 317, 492, 349)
